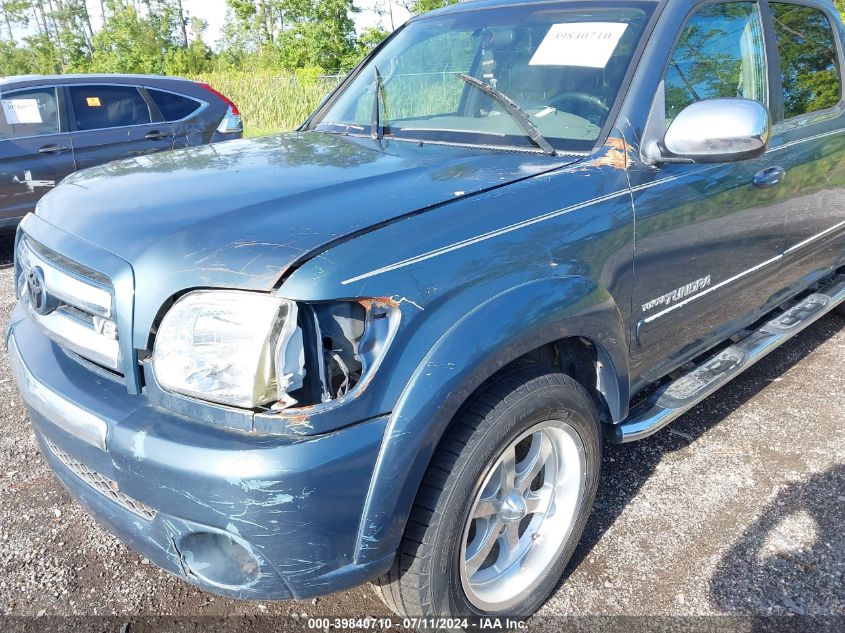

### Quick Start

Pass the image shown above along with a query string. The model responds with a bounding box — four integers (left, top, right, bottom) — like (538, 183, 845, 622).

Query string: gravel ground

(0, 232, 843, 626)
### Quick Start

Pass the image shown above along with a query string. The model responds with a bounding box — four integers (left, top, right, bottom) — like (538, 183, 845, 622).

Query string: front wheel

(374, 364, 602, 619)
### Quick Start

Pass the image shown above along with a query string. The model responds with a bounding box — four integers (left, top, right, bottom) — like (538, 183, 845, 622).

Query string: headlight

(153, 290, 304, 408)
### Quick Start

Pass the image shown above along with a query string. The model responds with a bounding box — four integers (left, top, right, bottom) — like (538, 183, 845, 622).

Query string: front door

(629, 1, 787, 383)
(66, 84, 174, 171)
(0, 86, 76, 230)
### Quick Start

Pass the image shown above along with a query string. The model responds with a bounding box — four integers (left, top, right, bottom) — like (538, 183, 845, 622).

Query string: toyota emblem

(26, 267, 52, 315)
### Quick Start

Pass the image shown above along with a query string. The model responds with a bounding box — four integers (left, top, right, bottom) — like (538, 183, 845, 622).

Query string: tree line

(0, 0, 458, 78)
(3, 1, 845, 80)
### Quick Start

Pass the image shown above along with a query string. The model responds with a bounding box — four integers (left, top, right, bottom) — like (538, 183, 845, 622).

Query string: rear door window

(69, 85, 152, 131)
(147, 89, 203, 121)
(0, 87, 61, 139)
(771, 2, 842, 119)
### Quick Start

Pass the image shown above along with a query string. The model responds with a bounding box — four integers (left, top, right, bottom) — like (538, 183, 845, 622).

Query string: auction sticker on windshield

(530, 22, 628, 68)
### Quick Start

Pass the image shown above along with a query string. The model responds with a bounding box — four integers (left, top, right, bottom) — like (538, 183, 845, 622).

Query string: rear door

(145, 87, 209, 147)
(630, 1, 787, 380)
(765, 1, 845, 285)
(0, 86, 76, 230)
(66, 84, 174, 170)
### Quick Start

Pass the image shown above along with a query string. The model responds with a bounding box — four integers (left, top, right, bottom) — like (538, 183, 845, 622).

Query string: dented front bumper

(7, 303, 393, 600)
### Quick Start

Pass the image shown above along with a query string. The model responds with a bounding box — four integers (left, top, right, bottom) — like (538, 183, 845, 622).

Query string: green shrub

(294, 66, 327, 87)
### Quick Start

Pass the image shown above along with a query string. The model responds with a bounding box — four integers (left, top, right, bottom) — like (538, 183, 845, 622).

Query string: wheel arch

(354, 275, 630, 565)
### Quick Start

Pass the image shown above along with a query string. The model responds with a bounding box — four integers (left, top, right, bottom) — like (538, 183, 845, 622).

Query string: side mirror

(661, 98, 771, 164)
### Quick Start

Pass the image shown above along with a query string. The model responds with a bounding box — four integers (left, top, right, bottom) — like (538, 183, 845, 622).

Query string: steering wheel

(549, 92, 610, 119)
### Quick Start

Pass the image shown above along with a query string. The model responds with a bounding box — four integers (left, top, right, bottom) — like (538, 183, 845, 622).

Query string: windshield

(312, 2, 653, 153)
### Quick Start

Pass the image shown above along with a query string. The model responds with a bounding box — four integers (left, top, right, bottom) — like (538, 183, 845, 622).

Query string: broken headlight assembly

(152, 291, 398, 411)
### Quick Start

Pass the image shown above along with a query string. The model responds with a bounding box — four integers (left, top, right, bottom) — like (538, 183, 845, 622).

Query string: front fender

(354, 275, 629, 564)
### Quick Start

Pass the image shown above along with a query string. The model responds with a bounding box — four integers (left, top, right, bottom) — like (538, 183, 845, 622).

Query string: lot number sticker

(530, 22, 628, 68)
(1, 98, 43, 124)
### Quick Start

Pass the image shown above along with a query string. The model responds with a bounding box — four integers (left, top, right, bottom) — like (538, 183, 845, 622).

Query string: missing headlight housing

(272, 299, 399, 410)
(317, 302, 367, 400)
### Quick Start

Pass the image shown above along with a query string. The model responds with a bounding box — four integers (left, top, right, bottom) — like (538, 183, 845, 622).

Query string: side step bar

(611, 275, 845, 444)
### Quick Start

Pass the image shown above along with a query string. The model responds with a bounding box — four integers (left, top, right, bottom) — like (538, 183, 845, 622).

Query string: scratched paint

(131, 431, 147, 460)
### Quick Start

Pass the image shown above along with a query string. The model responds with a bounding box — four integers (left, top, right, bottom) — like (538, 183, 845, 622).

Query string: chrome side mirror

(661, 98, 771, 163)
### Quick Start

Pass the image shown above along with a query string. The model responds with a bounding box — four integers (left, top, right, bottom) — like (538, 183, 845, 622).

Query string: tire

(835, 302, 845, 317)
(373, 363, 602, 620)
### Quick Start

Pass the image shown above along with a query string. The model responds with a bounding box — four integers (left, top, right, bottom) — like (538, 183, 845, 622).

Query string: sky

(78, 0, 412, 47)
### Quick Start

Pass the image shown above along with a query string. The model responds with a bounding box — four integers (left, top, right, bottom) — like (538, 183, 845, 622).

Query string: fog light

(178, 531, 260, 588)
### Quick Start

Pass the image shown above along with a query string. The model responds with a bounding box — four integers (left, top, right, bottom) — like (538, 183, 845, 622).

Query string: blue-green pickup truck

(7, 0, 845, 621)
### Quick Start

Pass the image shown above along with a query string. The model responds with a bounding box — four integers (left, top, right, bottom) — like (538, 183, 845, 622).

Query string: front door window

(664, 2, 767, 125)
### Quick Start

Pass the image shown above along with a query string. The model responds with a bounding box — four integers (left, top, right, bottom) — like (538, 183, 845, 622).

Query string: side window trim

(140, 87, 165, 123)
(0, 85, 67, 140)
(142, 86, 209, 123)
(66, 83, 156, 134)
(759, 0, 785, 123)
(767, 0, 845, 129)
(138, 87, 166, 125)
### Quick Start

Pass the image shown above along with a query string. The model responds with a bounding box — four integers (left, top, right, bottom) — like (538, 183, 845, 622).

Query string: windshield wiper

(456, 73, 556, 156)
(371, 66, 384, 141)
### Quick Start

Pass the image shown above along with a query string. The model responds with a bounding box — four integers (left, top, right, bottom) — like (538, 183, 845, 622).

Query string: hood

(36, 132, 578, 293)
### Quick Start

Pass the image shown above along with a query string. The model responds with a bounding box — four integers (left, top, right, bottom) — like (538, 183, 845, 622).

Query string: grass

(195, 71, 465, 139)
(195, 72, 341, 138)
(242, 126, 284, 139)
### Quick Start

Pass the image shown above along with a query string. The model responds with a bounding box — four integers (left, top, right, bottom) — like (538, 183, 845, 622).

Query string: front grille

(18, 236, 123, 376)
(45, 439, 156, 521)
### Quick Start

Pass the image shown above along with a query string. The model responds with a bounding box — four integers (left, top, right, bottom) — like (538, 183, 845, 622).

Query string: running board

(611, 275, 845, 444)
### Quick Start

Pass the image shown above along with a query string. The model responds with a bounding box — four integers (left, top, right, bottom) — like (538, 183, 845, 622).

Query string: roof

(0, 73, 193, 88)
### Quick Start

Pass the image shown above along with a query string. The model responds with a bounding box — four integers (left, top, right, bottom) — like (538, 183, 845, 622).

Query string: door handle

(145, 130, 172, 140)
(753, 166, 786, 189)
(38, 144, 70, 155)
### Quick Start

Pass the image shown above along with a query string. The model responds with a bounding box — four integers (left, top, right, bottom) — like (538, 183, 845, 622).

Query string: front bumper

(7, 304, 393, 600)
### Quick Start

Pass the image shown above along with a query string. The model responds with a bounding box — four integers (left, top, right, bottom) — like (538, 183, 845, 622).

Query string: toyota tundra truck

(7, 0, 845, 621)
